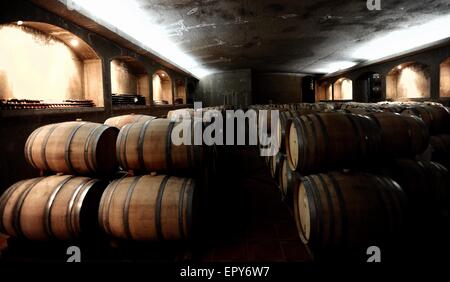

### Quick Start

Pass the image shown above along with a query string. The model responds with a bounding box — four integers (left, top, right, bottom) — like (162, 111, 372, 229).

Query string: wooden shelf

(0, 107, 105, 118)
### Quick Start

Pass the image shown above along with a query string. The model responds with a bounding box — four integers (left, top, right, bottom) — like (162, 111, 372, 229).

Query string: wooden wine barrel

(367, 112, 429, 158)
(377, 159, 450, 214)
(25, 122, 119, 175)
(104, 114, 156, 129)
(0, 176, 106, 240)
(116, 119, 201, 175)
(286, 113, 380, 174)
(402, 105, 450, 135)
(98, 175, 195, 241)
(278, 157, 300, 205)
(294, 172, 406, 251)
(430, 135, 450, 169)
(276, 109, 317, 153)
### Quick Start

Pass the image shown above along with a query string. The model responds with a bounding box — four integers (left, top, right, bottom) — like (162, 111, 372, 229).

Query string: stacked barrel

(0, 112, 203, 243)
(254, 102, 450, 258)
(106, 113, 202, 241)
(1, 121, 119, 240)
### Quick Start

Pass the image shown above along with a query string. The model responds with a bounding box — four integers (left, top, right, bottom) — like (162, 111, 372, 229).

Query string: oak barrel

(367, 112, 429, 158)
(294, 172, 406, 251)
(0, 176, 106, 240)
(104, 114, 156, 129)
(402, 105, 450, 135)
(286, 113, 380, 174)
(116, 119, 201, 175)
(377, 159, 450, 215)
(25, 122, 119, 175)
(98, 175, 196, 241)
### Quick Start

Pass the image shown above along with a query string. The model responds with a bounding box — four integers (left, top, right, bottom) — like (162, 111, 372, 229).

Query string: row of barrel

(260, 102, 450, 256)
(23, 114, 202, 177)
(0, 174, 195, 241)
(0, 113, 202, 242)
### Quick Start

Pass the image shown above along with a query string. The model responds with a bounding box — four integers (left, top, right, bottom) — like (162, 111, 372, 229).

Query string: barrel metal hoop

(307, 175, 325, 248)
(398, 115, 414, 156)
(119, 124, 134, 171)
(13, 177, 45, 238)
(313, 114, 329, 171)
(71, 180, 98, 238)
(299, 176, 317, 246)
(90, 125, 109, 173)
(316, 173, 336, 248)
(66, 179, 92, 238)
(185, 179, 195, 240)
(178, 178, 190, 240)
(123, 176, 144, 240)
(41, 124, 59, 171)
(104, 178, 124, 236)
(344, 114, 363, 161)
(83, 125, 100, 173)
(44, 176, 75, 239)
(65, 123, 87, 174)
(137, 120, 153, 171)
(372, 176, 397, 234)
(303, 115, 318, 172)
(166, 122, 176, 174)
(25, 126, 45, 169)
(0, 181, 25, 234)
(156, 176, 171, 241)
(326, 173, 348, 247)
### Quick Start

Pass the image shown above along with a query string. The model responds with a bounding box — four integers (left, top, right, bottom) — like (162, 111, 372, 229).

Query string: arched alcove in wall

(333, 78, 353, 100)
(0, 22, 104, 107)
(316, 81, 333, 101)
(355, 72, 382, 102)
(386, 62, 430, 100)
(440, 58, 450, 98)
(110, 56, 149, 106)
(152, 70, 173, 105)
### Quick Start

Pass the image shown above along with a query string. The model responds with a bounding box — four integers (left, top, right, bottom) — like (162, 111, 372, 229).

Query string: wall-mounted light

(17, 21, 24, 26)
(70, 39, 79, 47)
(398, 65, 403, 70)
(161, 73, 166, 77)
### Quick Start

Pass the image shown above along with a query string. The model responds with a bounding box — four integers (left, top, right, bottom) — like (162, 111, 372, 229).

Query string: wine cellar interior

(1, 0, 450, 275)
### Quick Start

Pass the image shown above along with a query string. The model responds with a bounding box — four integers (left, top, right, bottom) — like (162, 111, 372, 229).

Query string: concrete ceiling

(130, 0, 450, 75)
(43, 0, 450, 76)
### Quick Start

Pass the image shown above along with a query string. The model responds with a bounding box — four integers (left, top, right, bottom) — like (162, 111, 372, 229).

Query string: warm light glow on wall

(387, 64, 430, 100)
(0, 25, 83, 101)
(152, 72, 172, 104)
(334, 78, 353, 100)
(327, 84, 333, 100)
(440, 59, 450, 98)
(111, 60, 138, 95)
